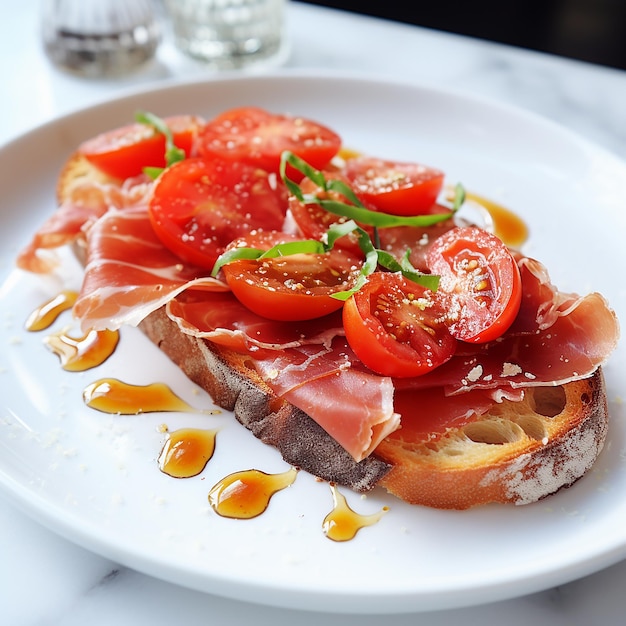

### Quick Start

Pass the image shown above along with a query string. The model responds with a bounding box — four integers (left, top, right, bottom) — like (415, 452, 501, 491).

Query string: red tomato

(222, 232, 360, 321)
(288, 171, 375, 257)
(343, 156, 445, 216)
(221, 232, 361, 321)
(198, 107, 342, 179)
(148, 157, 288, 270)
(426, 226, 522, 343)
(343, 272, 456, 378)
(79, 115, 205, 179)
(377, 204, 456, 272)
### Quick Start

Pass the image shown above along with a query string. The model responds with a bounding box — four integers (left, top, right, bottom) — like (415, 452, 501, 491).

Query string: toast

(38, 142, 615, 510)
(139, 297, 609, 509)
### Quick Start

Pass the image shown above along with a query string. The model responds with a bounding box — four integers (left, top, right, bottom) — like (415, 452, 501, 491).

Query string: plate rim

(1, 69, 625, 614)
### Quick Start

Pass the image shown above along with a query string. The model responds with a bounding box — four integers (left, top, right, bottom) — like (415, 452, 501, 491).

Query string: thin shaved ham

(17, 200, 103, 273)
(282, 374, 400, 462)
(392, 387, 497, 440)
(166, 291, 344, 352)
(507, 256, 580, 334)
(254, 341, 400, 462)
(396, 291, 618, 395)
(17, 174, 153, 274)
(73, 207, 227, 331)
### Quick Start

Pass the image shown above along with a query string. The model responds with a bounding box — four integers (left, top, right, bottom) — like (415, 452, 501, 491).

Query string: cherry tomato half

(148, 157, 288, 270)
(221, 232, 361, 321)
(288, 171, 375, 257)
(198, 106, 342, 180)
(343, 156, 445, 216)
(343, 272, 456, 378)
(79, 115, 205, 180)
(426, 226, 522, 343)
(377, 204, 456, 272)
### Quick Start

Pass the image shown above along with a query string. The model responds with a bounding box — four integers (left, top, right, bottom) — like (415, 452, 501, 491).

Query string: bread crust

(56, 153, 117, 204)
(140, 305, 609, 508)
(376, 370, 608, 508)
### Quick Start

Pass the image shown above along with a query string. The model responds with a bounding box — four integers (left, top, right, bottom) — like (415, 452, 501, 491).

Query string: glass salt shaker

(41, 0, 161, 77)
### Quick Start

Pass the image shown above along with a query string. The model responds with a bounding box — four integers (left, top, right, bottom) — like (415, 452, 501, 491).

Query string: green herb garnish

(212, 219, 439, 300)
(280, 151, 457, 228)
(135, 110, 186, 179)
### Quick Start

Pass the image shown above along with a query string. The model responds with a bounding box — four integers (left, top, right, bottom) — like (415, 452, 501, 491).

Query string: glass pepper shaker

(41, 0, 161, 77)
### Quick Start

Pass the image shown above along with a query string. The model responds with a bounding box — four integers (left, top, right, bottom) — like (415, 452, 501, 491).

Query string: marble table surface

(1, 2, 625, 624)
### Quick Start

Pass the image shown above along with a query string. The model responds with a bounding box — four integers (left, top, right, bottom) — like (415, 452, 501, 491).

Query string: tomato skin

(288, 171, 375, 257)
(377, 203, 456, 272)
(148, 157, 288, 270)
(343, 272, 456, 378)
(343, 156, 445, 216)
(198, 107, 342, 180)
(221, 232, 361, 321)
(79, 115, 205, 179)
(426, 226, 522, 343)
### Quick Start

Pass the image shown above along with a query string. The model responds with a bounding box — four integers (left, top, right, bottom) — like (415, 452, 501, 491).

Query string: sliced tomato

(343, 272, 456, 378)
(79, 115, 205, 180)
(426, 226, 522, 343)
(198, 106, 342, 180)
(288, 171, 375, 257)
(148, 157, 288, 270)
(221, 232, 361, 321)
(378, 204, 456, 272)
(343, 156, 445, 216)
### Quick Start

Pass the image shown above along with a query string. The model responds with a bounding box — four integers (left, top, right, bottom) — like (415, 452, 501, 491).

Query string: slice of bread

(139, 303, 609, 509)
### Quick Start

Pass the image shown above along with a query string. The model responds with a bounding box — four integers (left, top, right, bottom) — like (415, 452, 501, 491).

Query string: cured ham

(73, 207, 226, 331)
(17, 173, 152, 273)
(166, 291, 345, 352)
(15, 115, 619, 467)
(62, 198, 618, 462)
(394, 258, 619, 394)
(253, 341, 400, 461)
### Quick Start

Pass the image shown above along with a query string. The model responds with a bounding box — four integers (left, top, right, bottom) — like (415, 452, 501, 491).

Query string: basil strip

(135, 110, 186, 175)
(211, 221, 436, 303)
(280, 151, 455, 228)
(212, 152, 446, 298)
(211, 239, 327, 277)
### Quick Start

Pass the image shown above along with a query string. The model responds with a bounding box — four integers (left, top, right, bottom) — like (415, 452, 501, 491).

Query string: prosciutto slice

(19, 163, 618, 463)
(166, 292, 345, 352)
(395, 257, 619, 395)
(73, 207, 227, 331)
(17, 175, 152, 273)
(253, 341, 400, 461)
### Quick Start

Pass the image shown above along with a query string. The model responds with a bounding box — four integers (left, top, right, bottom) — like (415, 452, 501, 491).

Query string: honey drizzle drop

(25, 290, 78, 331)
(158, 427, 218, 478)
(83, 378, 203, 415)
(323, 484, 389, 542)
(45, 328, 119, 371)
(465, 191, 529, 248)
(208, 467, 298, 519)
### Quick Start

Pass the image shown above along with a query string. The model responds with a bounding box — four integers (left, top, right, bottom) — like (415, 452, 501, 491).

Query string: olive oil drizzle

(208, 467, 298, 519)
(83, 378, 208, 415)
(158, 427, 218, 478)
(465, 191, 529, 248)
(323, 484, 389, 542)
(25, 290, 78, 331)
(45, 328, 120, 371)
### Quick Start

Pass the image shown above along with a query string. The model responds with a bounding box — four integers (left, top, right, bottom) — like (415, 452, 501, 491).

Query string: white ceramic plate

(0, 73, 624, 614)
